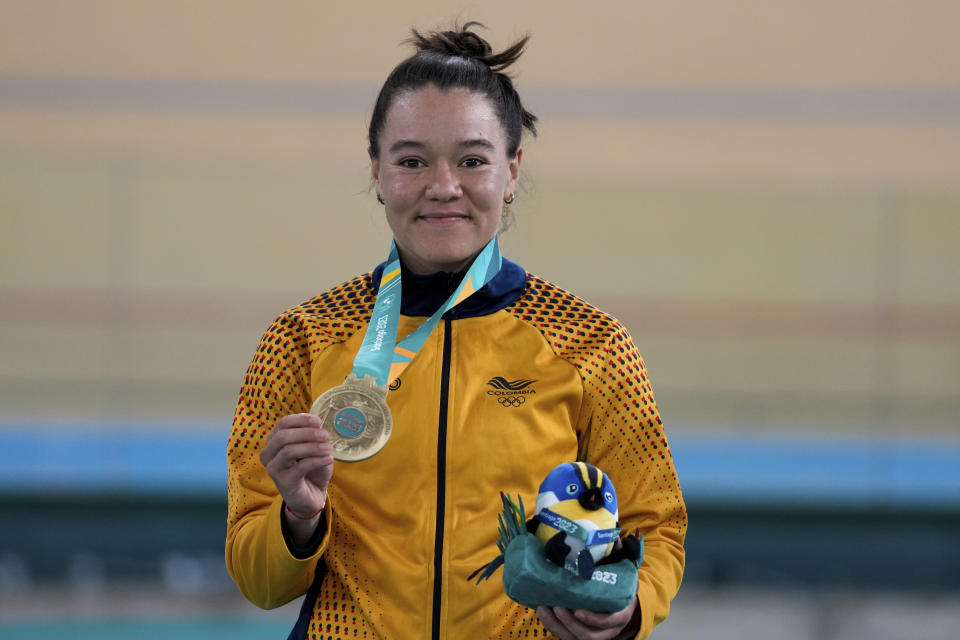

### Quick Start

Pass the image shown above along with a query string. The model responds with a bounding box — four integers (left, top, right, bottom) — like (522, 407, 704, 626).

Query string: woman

(226, 23, 686, 640)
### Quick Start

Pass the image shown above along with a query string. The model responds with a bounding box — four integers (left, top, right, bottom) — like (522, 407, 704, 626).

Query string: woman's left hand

(536, 596, 638, 640)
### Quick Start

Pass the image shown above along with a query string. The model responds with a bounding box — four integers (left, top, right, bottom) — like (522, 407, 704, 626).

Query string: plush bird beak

(578, 488, 603, 511)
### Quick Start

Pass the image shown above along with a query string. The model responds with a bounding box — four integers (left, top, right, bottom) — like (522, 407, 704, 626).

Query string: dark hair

(367, 21, 538, 159)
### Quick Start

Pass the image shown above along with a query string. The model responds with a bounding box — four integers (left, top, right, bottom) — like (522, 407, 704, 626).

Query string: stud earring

(503, 193, 515, 205)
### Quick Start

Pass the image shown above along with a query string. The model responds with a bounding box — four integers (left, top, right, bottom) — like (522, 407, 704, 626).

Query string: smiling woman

(372, 87, 520, 274)
(225, 22, 686, 640)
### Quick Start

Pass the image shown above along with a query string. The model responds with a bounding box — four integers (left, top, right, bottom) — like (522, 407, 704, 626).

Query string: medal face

(310, 373, 392, 462)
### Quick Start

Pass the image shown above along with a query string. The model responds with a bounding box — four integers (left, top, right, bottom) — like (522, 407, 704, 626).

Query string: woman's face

(371, 86, 521, 275)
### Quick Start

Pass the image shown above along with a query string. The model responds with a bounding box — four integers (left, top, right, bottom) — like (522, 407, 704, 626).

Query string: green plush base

(502, 533, 640, 613)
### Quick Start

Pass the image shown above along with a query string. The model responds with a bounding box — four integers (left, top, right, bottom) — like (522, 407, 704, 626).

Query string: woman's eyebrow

(458, 138, 495, 150)
(387, 138, 494, 153)
(388, 139, 427, 153)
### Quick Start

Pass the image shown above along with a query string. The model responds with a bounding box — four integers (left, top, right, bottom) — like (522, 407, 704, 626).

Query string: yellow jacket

(226, 259, 686, 639)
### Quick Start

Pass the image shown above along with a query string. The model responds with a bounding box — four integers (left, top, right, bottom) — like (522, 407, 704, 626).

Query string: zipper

(431, 317, 453, 640)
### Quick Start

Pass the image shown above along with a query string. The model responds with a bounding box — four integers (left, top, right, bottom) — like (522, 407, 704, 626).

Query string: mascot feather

(471, 462, 644, 613)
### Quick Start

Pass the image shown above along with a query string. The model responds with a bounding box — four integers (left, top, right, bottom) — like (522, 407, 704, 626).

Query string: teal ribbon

(353, 237, 503, 387)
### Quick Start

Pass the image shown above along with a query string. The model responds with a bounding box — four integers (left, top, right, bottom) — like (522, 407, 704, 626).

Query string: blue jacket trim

(287, 559, 326, 640)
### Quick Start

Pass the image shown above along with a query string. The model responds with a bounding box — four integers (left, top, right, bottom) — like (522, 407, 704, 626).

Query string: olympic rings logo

(498, 396, 525, 408)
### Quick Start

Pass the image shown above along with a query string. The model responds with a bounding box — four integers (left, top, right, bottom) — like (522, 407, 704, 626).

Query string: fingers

(265, 441, 333, 471)
(537, 606, 577, 640)
(259, 414, 327, 466)
(537, 603, 633, 640)
(292, 455, 334, 475)
(259, 414, 334, 505)
(277, 412, 323, 429)
(571, 603, 632, 630)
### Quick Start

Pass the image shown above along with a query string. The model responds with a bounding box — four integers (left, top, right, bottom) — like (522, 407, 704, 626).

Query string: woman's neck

(395, 246, 480, 276)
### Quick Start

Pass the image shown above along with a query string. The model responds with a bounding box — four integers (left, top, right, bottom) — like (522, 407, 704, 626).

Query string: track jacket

(225, 257, 687, 639)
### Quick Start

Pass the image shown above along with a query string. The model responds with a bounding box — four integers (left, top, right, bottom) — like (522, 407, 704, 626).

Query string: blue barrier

(1, 420, 958, 507)
(670, 432, 960, 508)
(0, 420, 227, 495)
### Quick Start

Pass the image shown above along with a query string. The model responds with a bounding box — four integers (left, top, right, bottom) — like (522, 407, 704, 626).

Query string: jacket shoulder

(507, 274, 628, 351)
(505, 274, 649, 396)
(287, 273, 375, 321)
(258, 274, 376, 361)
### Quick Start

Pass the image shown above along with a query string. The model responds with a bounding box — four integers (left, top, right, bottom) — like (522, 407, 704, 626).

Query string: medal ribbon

(353, 236, 502, 387)
(537, 508, 620, 546)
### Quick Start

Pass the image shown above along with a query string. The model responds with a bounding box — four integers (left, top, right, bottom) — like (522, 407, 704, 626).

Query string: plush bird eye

(604, 491, 614, 503)
(566, 483, 579, 495)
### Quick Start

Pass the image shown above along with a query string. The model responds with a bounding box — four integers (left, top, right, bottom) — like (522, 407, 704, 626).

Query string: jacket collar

(370, 257, 527, 319)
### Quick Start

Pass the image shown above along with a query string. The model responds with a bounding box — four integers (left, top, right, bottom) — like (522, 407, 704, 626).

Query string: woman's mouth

(418, 212, 468, 225)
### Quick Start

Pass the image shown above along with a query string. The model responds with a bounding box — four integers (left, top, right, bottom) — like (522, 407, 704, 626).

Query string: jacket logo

(487, 377, 537, 391)
(487, 377, 537, 408)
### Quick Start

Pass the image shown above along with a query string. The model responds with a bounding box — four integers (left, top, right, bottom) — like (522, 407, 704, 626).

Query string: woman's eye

(461, 157, 485, 168)
(399, 158, 423, 169)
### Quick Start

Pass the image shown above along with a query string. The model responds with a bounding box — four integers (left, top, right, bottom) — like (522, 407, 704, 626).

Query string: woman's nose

(426, 163, 462, 201)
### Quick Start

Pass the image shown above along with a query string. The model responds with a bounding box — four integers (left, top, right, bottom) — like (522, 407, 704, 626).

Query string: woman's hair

(367, 21, 538, 159)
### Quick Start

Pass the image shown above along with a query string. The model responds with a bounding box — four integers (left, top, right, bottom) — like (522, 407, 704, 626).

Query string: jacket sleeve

(224, 312, 333, 609)
(577, 324, 687, 639)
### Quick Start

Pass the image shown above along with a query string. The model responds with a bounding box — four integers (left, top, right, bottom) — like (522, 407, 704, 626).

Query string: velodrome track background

(1, 2, 959, 638)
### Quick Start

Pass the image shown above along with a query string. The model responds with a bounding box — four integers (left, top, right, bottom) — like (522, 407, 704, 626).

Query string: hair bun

(368, 21, 537, 159)
(409, 21, 525, 72)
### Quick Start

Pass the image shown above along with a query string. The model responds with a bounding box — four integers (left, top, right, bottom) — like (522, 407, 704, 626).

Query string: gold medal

(312, 239, 499, 462)
(310, 373, 392, 462)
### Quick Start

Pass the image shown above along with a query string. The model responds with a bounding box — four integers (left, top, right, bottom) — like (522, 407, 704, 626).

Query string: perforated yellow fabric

(226, 270, 685, 639)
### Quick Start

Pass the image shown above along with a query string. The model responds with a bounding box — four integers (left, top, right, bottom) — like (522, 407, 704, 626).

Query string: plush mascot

(529, 462, 620, 579)
(471, 462, 644, 613)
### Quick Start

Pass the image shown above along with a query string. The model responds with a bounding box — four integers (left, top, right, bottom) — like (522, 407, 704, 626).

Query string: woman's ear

(508, 148, 522, 190)
(370, 157, 381, 192)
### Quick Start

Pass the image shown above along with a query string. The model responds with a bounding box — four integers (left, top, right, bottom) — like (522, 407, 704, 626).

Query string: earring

(501, 194, 514, 230)
(377, 194, 385, 205)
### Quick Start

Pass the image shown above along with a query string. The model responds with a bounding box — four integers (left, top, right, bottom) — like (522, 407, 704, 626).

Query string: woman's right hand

(260, 413, 334, 537)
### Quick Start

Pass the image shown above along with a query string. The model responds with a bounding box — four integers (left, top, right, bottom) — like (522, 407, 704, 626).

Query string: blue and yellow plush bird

(469, 464, 645, 611)
(528, 462, 621, 580)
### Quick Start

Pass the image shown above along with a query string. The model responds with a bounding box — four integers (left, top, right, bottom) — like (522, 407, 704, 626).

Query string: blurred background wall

(1, 1, 958, 638)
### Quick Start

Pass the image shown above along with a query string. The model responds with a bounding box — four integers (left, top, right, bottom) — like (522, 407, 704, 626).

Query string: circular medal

(310, 373, 392, 462)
